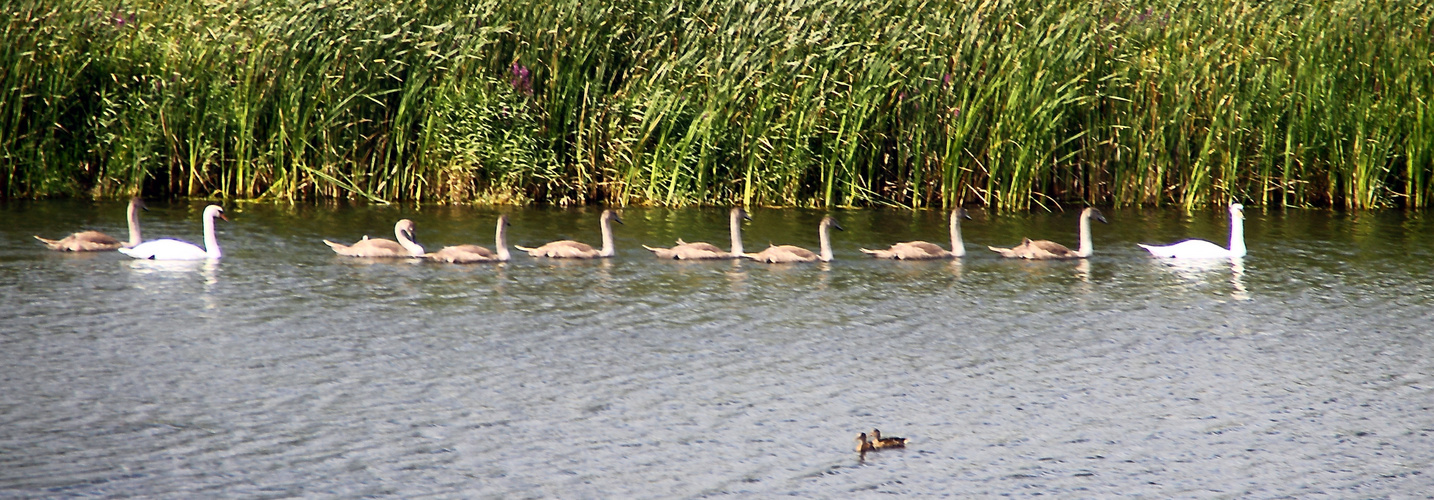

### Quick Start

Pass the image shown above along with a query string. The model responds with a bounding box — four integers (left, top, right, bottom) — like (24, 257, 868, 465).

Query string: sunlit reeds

(2, 0, 1429, 209)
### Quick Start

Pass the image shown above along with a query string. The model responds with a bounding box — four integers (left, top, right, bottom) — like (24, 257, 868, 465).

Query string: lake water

(2, 200, 1432, 497)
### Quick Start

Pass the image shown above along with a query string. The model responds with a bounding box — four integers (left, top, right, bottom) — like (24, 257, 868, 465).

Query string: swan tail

(643, 245, 678, 259)
(859, 248, 894, 259)
(33, 235, 63, 250)
(1136, 243, 1174, 257)
(988, 246, 1016, 258)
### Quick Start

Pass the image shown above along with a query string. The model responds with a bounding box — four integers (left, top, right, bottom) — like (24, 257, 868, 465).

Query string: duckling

(855, 432, 876, 454)
(870, 428, 907, 449)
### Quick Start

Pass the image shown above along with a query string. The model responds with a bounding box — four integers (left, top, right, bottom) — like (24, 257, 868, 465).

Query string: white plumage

(119, 205, 227, 260)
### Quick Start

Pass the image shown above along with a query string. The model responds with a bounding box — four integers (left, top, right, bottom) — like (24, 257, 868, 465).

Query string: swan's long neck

(599, 215, 616, 257)
(1229, 210, 1246, 257)
(396, 226, 425, 256)
(203, 210, 221, 259)
(1076, 210, 1094, 258)
(125, 199, 143, 247)
(949, 210, 965, 257)
(495, 219, 511, 261)
(818, 221, 834, 262)
(729, 210, 744, 256)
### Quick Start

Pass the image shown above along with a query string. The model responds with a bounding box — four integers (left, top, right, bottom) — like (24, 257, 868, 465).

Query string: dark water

(2, 200, 1432, 498)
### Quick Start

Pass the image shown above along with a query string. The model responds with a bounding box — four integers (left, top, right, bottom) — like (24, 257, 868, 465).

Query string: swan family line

(34, 199, 1249, 262)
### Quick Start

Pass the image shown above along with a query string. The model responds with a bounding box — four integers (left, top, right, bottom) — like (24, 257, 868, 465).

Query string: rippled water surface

(3, 200, 1433, 497)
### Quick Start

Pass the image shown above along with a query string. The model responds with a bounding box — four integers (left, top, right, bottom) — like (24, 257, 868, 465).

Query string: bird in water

(870, 428, 907, 449)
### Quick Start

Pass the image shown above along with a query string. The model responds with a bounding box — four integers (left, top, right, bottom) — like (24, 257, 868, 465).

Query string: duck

(870, 428, 907, 449)
(989, 207, 1107, 260)
(861, 208, 970, 259)
(1138, 203, 1246, 259)
(743, 216, 843, 263)
(118, 205, 226, 260)
(35, 197, 147, 251)
(515, 209, 622, 259)
(855, 433, 876, 454)
(424, 215, 511, 263)
(324, 219, 425, 258)
(644, 207, 750, 259)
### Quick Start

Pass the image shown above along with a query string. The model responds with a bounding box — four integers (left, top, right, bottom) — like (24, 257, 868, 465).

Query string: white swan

(35, 197, 146, 251)
(118, 205, 227, 260)
(1138, 203, 1246, 259)
(861, 208, 970, 259)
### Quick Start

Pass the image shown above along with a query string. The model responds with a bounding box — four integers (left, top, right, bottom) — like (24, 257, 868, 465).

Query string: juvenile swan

(861, 208, 970, 259)
(644, 207, 750, 259)
(324, 219, 425, 258)
(118, 205, 226, 260)
(989, 207, 1107, 260)
(424, 215, 511, 263)
(743, 216, 842, 263)
(35, 197, 146, 251)
(515, 209, 622, 259)
(1138, 203, 1246, 259)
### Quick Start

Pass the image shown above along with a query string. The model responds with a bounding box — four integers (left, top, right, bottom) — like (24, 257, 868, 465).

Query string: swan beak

(958, 208, 972, 220)
(832, 220, 845, 231)
(1091, 209, 1108, 224)
(218, 213, 230, 222)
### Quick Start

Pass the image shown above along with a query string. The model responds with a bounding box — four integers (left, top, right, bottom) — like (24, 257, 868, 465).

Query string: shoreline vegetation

(3, 0, 1430, 210)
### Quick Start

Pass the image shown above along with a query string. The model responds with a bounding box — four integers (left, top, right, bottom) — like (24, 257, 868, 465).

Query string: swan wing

(674, 241, 724, 254)
(119, 239, 206, 260)
(1138, 239, 1230, 259)
(895, 241, 948, 259)
(748, 245, 816, 263)
(426, 245, 498, 263)
(326, 237, 409, 257)
(35, 231, 124, 251)
(1026, 239, 1074, 258)
(524, 240, 597, 258)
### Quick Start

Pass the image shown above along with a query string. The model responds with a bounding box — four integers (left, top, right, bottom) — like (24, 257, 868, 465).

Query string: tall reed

(2, 0, 1429, 210)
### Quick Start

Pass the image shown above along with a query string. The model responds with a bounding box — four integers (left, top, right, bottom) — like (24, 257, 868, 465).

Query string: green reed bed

(1, 0, 1430, 209)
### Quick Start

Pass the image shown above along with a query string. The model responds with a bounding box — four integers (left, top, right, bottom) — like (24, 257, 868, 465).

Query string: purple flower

(942, 73, 952, 87)
(510, 62, 532, 95)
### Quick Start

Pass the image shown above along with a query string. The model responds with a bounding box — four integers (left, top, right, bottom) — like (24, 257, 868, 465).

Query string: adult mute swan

(1138, 203, 1246, 259)
(644, 207, 750, 260)
(35, 197, 147, 251)
(423, 215, 511, 263)
(861, 208, 970, 259)
(118, 205, 226, 260)
(989, 207, 1107, 260)
(743, 216, 843, 263)
(324, 219, 425, 258)
(515, 209, 622, 259)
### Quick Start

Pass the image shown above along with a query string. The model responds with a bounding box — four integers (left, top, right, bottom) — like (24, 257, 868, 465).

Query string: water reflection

(1231, 258, 1249, 301)
(1145, 256, 1250, 300)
